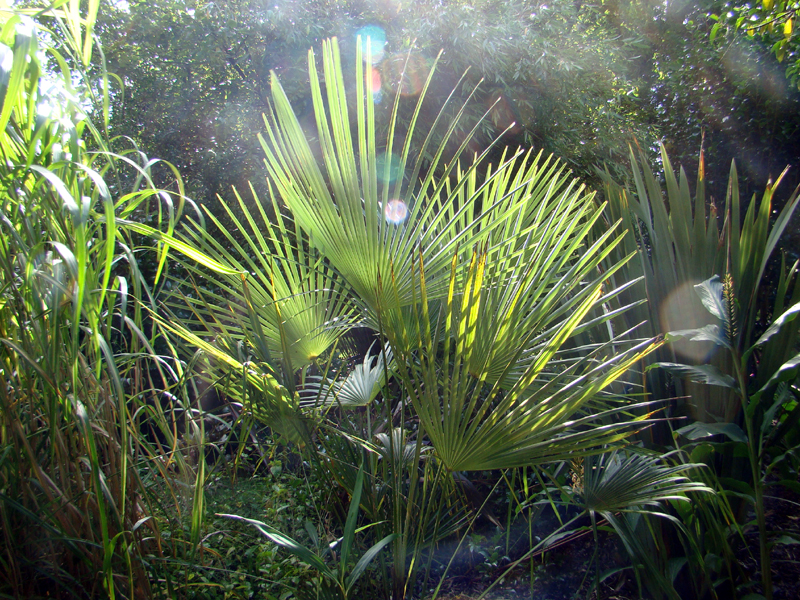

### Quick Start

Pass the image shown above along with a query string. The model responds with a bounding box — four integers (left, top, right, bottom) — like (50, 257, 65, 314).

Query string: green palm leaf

(300, 343, 394, 408)
(260, 38, 590, 323)
(385, 246, 662, 471)
(580, 451, 711, 516)
(156, 314, 310, 443)
(174, 184, 356, 370)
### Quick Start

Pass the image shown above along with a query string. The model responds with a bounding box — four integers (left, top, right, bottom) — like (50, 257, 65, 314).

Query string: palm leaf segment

(262, 38, 583, 317)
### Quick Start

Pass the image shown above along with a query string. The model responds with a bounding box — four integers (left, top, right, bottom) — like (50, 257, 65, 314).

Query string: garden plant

(1, 2, 799, 600)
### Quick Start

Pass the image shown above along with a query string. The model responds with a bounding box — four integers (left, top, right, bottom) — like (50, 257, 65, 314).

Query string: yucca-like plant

(597, 144, 800, 600)
(598, 145, 800, 424)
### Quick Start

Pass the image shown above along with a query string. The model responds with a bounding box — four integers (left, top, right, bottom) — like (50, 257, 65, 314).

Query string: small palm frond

(174, 184, 357, 369)
(578, 450, 713, 600)
(580, 450, 712, 517)
(156, 314, 311, 443)
(300, 343, 394, 409)
(373, 428, 426, 470)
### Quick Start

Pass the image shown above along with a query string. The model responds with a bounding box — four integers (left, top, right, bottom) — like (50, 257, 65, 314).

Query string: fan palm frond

(261, 38, 591, 323)
(580, 450, 711, 517)
(300, 343, 394, 409)
(173, 184, 357, 370)
(384, 246, 663, 472)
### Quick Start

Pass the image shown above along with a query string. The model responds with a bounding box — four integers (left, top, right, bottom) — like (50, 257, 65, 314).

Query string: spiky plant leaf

(259, 37, 605, 331)
(580, 450, 711, 515)
(384, 246, 662, 472)
(599, 145, 800, 425)
(174, 184, 356, 369)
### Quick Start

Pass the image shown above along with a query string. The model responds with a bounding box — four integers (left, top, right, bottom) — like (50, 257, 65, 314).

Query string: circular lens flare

(370, 68, 382, 93)
(384, 199, 408, 224)
(370, 67, 382, 103)
(356, 25, 386, 64)
(660, 280, 719, 363)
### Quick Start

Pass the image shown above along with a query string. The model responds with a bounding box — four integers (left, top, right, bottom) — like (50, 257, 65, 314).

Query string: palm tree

(167, 36, 664, 598)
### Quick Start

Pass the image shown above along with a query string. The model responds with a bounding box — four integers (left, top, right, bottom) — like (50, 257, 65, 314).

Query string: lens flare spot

(370, 68, 382, 93)
(383, 52, 429, 96)
(370, 67, 383, 103)
(660, 280, 720, 363)
(384, 199, 408, 224)
(376, 153, 402, 183)
(356, 25, 386, 64)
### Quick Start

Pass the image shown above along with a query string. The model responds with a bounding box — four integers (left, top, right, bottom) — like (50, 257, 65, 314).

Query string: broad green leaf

(676, 422, 748, 443)
(340, 464, 364, 575)
(649, 362, 738, 390)
(752, 353, 800, 401)
(666, 324, 730, 348)
(746, 301, 800, 358)
(772, 535, 800, 547)
(345, 533, 398, 594)
(693, 276, 726, 322)
(710, 21, 722, 43)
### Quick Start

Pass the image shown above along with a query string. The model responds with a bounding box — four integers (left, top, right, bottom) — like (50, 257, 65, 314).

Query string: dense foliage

(95, 0, 800, 208)
(1, 2, 799, 600)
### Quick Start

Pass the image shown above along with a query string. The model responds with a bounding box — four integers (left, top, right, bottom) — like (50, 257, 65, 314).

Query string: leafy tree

(594, 1, 800, 203)
(95, 0, 800, 220)
(96, 0, 656, 209)
(711, 0, 800, 88)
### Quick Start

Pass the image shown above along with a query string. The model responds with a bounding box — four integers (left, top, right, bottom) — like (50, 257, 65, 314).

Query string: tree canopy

(95, 0, 800, 220)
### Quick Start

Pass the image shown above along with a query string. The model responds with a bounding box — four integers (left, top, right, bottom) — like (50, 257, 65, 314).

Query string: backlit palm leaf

(578, 450, 712, 600)
(157, 316, 311, 443)
(175, 184, 356, 369)
(261, 38, 585, 320)
(384, 247, 662, 472)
